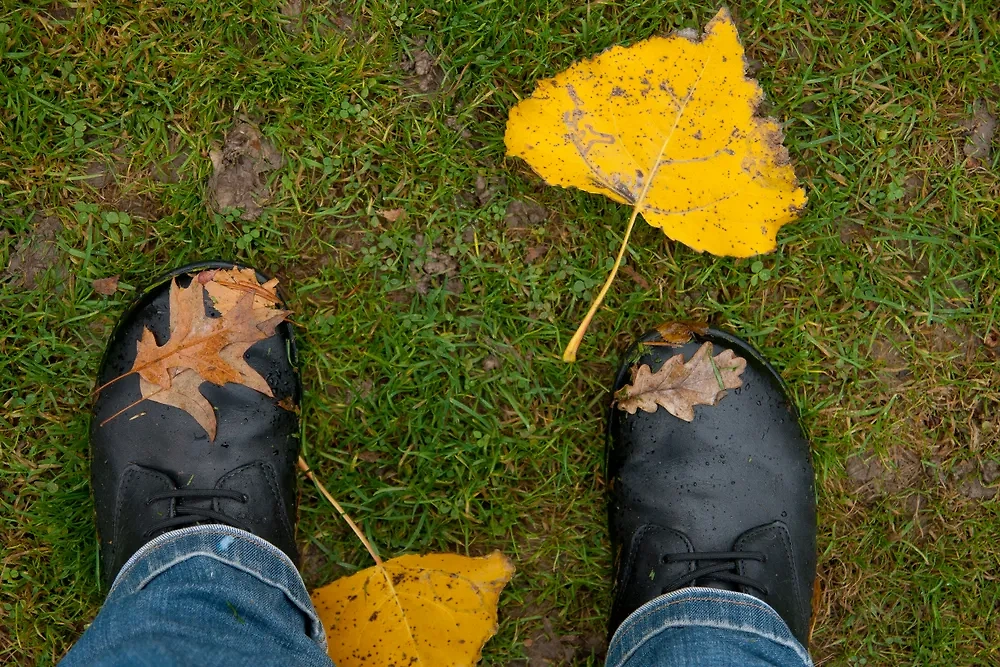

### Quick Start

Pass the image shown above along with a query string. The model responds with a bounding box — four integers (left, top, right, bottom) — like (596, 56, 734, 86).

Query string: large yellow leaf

(505, 8, 805, 257)
(311, 552, 515, 667)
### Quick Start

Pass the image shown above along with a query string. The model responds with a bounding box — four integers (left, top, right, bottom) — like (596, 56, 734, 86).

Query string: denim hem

(110, 524, 326, 648)
(608, 587, 811, 667)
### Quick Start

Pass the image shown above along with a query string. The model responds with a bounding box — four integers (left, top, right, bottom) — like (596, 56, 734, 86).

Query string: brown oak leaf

(652, 320, 710, 347)
(203, 267, 283, 316)
(616, 342, 746, 420)
(131, 276, 289, 440)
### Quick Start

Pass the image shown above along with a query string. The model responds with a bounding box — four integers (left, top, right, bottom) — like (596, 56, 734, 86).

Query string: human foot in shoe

(90, 261, 301, 589)
(606, 328, 816, 646)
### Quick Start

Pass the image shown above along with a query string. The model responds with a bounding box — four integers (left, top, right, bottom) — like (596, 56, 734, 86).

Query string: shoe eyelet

(241, 494, 249, 503)
(761, 554, 768, 563)
(661, 555, 671, 564)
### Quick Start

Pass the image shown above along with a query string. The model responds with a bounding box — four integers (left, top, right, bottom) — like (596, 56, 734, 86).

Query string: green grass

(2, 0, 1000, 664)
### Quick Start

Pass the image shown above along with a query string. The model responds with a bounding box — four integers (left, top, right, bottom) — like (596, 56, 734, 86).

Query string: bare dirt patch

(505, 200, 549, 229)
(621, 265, 651, 290)
(870, 333, 910, 386)
(153, 137, 191, 184)
(482, 355, 501, 372)
(903, 173, 925, 204)
(401, 48, 444, 94)
(280, 0, 305, 34)
(931, 458, 1000, 501)
(299, 541, 337, 590)
(386, 232, 469, 304)
(847, 446, 1000, 504)
(277, 228, 359, 305)
(916, 322, 980, 362)
(318, 2, 364, 40)
(412, 233, 464, 296)
(208, 120, 283, 220)
(474, 174, 505, 206)
(84, 160, 117, 189)
(837, 220, 870, 247)
(845, 446, 925, 499)
(90, 184, 164, 222)
(83, 144, 129, 189)
(513, 617, 605, 667)
(2, 215, 65, 289)
(83, 137, 189, 189)
(506, 588, 606, 667)
(961, 98, 997, 164)
(43, 1, 76, 21)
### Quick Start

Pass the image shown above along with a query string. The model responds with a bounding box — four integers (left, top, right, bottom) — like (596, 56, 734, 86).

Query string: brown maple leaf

(616, 342, 746, 420)
(126, 276, 288, 440)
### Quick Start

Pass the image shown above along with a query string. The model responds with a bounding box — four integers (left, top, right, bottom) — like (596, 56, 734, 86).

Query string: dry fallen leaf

(616, 342, 746, 420)
(377, 207, 405, 222)
(651, 320, 709, 346)
(311, 552, 515, 667)
(504, 9, 806, 360)
(203, 266, 283, 316)
(113, 272, 289, 440)
(297, 458, 515, 667)
(92, 275, 120, 295)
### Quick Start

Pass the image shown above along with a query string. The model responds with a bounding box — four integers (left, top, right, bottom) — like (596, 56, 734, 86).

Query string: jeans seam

(628, 596, 777, 625)
(609, 619, 812, 667)
(112, 524, 296, 592)
(109, 525, 326, 650)
(124, 550, 324, 644)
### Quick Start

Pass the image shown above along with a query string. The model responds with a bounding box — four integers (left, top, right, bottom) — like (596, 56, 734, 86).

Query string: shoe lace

(143, 489, 251, 539)
(660, 551, 769, 596)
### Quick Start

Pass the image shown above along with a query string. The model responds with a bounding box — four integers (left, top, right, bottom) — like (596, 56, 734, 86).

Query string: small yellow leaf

(505, 8, 806, 257)
(312, 552, 515, 667)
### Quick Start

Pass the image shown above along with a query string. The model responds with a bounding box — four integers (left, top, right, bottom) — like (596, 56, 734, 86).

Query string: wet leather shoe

(90, 261, 301, 589)
(606, 327, 816, 646)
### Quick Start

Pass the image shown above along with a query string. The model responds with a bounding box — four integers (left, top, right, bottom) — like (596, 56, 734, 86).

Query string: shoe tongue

(171, 472, 225, 522)
(177, 496, 214, 514)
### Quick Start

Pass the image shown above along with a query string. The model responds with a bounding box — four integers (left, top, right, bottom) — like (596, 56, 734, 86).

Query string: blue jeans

(62, 526, 810, 666)
(61, 525, 333, 667)
(607, 588, 812, 667)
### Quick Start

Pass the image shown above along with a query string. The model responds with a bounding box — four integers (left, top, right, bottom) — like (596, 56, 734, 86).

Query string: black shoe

(90, 261, 301, 589)
(606, 328, 816, 646)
